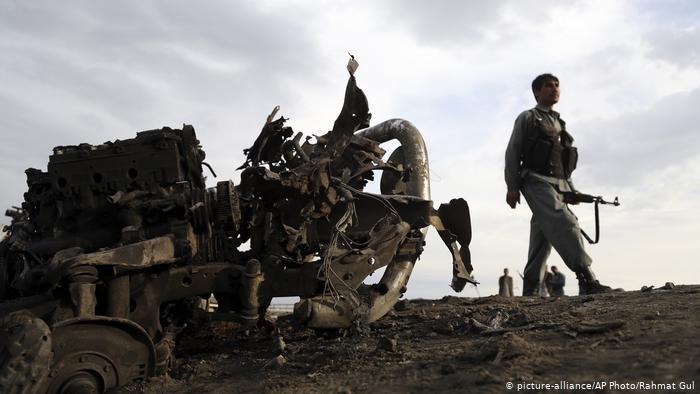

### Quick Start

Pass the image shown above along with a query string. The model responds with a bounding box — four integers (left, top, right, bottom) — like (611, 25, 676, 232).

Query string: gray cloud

(645, 27, 700, 68)
(379, 0, 562, 47)
(574, 87, 700, 189)
(635, 0, 699, 29)
(632, 0, 700, 68)
(0, 1, 322, 107)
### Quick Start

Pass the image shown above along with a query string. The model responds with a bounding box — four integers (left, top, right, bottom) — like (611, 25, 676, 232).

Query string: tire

(0, 311, 53, 394)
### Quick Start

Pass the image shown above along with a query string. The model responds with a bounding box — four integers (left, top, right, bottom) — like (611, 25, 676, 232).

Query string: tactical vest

(521, 109, 578, 179)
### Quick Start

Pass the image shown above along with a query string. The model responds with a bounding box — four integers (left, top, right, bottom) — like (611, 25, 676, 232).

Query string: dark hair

(531, 73, 559, 93)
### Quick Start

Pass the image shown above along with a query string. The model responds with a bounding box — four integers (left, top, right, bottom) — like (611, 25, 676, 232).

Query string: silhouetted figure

(550, 265, 566, 296)
(498, 268, 514, 297)
(542, 265, 553, 296)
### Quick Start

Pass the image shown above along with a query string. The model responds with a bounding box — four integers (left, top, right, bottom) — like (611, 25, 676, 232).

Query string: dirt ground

(119, 285, 699, 393)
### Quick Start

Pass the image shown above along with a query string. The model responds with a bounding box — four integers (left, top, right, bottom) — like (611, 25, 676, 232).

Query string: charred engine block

(7, 126, 239, 297)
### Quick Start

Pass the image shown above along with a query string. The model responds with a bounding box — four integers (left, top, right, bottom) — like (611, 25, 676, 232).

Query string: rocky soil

(119, 285, 700, 393)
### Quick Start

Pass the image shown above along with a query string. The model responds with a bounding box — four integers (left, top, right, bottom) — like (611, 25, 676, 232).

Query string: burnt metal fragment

(0, 60, 474, 392)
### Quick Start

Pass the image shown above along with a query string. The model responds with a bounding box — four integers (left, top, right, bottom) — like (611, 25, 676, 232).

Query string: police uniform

(505, 105, 599, 295)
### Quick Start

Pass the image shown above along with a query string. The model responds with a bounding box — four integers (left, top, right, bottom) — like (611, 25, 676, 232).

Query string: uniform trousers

(520, 176, 592, 284)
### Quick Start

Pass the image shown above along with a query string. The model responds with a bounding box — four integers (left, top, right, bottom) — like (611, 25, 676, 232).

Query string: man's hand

(506, 191, 520, 209)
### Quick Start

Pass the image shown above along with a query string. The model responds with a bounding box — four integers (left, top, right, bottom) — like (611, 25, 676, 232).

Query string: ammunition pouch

(522, 110, 577, 179)
(562, 146, 578, 179)
(525, 137, 555, 175)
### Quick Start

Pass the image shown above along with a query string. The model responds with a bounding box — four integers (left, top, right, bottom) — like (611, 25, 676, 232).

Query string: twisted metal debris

(0, 59, 474, 393)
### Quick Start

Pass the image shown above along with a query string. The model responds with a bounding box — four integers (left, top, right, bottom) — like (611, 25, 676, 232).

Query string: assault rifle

(562, 192, 620, 244)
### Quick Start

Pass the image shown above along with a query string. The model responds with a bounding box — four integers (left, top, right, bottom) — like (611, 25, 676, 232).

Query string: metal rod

(107, 275, 130, 318)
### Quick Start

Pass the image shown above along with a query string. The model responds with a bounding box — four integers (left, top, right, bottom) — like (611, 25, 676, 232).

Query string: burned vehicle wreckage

(0, 65, 473, 393)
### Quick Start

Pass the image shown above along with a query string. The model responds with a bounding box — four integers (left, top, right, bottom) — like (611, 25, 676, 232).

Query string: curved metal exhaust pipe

(296, 119, 430, 328)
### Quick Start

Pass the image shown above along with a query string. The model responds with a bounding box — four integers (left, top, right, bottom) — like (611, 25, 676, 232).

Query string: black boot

(576, 266, 612, 295)
(522, 279, 540, 296)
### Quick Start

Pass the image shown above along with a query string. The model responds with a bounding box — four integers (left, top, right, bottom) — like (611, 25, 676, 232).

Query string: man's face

(535, 79, 560, 106)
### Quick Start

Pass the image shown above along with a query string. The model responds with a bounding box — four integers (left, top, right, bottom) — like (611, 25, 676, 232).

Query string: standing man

(504, 73, 613, 296)
(498, 268, 514, 297)
(550, 266, 566, 296)
(541, 265, 553, 297)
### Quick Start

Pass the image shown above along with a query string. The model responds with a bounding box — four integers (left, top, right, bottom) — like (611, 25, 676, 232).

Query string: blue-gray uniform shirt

(504, 104, 576, 193)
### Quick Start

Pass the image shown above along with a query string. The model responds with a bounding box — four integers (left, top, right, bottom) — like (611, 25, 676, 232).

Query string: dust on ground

(120, 285, 700, 393)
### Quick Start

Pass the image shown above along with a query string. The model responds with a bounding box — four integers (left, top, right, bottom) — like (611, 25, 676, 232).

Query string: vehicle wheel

(0, 311, 52, 394)
(45, 318, 156, 393)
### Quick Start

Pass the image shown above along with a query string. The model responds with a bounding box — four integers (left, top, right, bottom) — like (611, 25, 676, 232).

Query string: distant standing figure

(550, 266, 566, 296)
(541, 265, 553, 296)
(498, 268, 514, 297)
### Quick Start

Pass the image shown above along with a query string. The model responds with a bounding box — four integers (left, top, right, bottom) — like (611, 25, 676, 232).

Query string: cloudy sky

(1, 0, 698, 298)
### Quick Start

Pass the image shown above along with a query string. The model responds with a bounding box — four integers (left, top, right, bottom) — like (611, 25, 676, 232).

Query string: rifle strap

(580, 200, 600, 244)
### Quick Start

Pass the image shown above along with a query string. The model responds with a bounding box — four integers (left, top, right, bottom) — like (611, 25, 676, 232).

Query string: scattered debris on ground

(121, 285, 700, 393)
